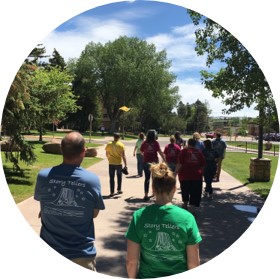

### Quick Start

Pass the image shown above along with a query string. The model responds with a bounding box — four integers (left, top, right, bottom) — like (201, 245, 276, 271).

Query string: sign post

(88, 113, 93, 143)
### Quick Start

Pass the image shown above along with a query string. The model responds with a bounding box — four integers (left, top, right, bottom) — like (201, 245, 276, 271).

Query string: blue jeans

(136, 153, 143, 176)
(109, 165, 122, 194)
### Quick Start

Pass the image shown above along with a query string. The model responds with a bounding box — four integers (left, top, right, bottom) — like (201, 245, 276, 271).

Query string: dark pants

(204, 164, 217, 194)
(143, 163, 152, 194)
(136, 153, 143, 176)
(180, 180, 203, 207)
(109, 164, 122, 194)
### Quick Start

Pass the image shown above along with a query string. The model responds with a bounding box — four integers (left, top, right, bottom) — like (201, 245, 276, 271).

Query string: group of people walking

(131, 130, 227, 208)
(34, 130, 226, 278)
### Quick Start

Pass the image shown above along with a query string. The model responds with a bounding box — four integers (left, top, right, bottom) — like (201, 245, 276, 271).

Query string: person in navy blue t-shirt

(34, 132, 105, 271)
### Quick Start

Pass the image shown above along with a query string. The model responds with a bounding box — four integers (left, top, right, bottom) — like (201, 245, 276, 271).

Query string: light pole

(88, 113, 93, 143)
(119, 106, 131, 139)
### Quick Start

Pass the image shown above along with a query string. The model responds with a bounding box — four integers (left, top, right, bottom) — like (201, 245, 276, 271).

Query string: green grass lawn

(222, 152, 279, 199)
(2, 141, 103, 204)
(227, 141, 279, 152)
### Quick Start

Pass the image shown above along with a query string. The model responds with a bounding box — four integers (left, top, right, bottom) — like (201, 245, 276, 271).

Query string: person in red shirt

(175, 138, 206, 216)
(140, 130, 166, 201)
(163, 135, 181, 172)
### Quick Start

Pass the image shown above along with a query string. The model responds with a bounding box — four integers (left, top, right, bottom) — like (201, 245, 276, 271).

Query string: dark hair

(146, 129, 157, 142)
(61, 132, 85, 159)
(174, 131, 181, 139)
(150, 163, 176, 194)
(203, 139, 212, 149)
(216, 132, 222, 138)
(139, 132, 145, 140)
(188, 138, 196, 147)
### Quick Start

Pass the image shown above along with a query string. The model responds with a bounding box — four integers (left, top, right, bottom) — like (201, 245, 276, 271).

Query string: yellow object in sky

(119, 106, 131, 112)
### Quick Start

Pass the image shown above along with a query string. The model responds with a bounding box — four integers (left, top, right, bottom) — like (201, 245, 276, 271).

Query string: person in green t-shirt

(133, 132, 145, 177)
(125, 163, 202, 278)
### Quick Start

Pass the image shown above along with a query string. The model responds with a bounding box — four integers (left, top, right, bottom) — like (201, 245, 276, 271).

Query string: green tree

(48, 48, 66, 71)
(2, 63, 37, 170)
(177, 101, 188, 119)
(28, 67, 79, 141)
(67, 51, 102, 132)
(25, 44, 49, 65)
(188, 10, 276, 158)
(74, 36, 179, 133)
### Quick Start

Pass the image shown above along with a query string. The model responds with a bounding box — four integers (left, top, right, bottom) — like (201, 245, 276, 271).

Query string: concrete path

(17, 136, 265, 278)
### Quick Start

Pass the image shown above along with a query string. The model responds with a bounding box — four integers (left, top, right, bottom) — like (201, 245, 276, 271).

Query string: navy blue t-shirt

(34, 164, 105, 259)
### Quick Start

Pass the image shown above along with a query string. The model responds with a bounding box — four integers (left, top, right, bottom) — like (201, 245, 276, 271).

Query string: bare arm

(93, 209, 100, 218)
(133, 145, 137, 156)
(126, 239, 140, 278)
(122, 151, 127, 167)
(186, 243, 200, 269)
(158, 149, 166, 163)
(174, 163, 182, 177)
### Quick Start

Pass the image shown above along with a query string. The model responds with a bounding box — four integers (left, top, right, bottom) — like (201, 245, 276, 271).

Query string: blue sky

(41, 0, 258, 117)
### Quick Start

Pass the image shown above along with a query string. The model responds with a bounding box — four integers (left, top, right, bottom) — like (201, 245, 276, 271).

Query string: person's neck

(63, 158, 82, 166)
(154, 195, 173, 206)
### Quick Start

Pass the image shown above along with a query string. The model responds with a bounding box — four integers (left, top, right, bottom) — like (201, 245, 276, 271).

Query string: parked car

(255, 133, 280, 141)
(205, 132, 216, 139)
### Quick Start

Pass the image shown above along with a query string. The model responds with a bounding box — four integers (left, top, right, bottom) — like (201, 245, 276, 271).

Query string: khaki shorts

(70, 256, 96, 271)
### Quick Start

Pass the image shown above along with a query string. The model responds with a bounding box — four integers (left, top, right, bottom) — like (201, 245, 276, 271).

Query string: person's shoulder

(38, 167, 53, 176)
(171, 205, 195, 217)
(118, 141, 125, 148)
(78, 167, 100, 181)
(133, 206, 148, 217)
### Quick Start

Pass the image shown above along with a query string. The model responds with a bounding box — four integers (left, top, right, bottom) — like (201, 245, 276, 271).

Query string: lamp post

(88, 113, 93, 143)
(119, 106, 131, 140)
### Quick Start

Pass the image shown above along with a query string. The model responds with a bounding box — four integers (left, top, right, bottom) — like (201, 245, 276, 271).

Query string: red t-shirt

(164, 143, 181, 164)
(140, 140, 161, 164)
(178, 147, 206, 181)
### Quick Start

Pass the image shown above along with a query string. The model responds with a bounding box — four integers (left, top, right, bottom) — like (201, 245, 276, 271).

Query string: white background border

(0, 1, 279, 278)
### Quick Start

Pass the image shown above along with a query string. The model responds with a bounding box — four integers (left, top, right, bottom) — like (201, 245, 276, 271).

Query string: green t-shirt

(135, 139, 144, 154)
(125, 204, 202, 278)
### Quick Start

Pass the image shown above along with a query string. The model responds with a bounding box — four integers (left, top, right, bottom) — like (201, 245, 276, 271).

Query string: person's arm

(122, 151, 127, 167)
(126, 239, 140, 278)
(186, 243, 200, 269)
(174, 162, 181, 178)
(159, 149, 166, 163)
(93, 209, 100, 218)
(133, 145, 137, 157)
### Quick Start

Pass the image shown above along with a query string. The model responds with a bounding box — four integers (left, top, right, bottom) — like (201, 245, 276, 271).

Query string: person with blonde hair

(140, 129, 166, 201)
(125, 163, 202, 278)
(192, 132, 205, 151)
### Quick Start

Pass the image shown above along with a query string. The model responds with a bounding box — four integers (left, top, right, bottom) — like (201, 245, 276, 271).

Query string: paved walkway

(17, 136, 265, 277)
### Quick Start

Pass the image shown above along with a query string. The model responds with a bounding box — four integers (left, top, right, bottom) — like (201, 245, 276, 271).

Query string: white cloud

(176, 77, 259, 117)
(146, 24, 207, 73)
(42, 18, 137, 60)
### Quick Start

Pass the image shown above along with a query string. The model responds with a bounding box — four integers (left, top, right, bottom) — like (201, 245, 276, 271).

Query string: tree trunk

(39, 126, 43, 142)
(110, 118, 117, 134)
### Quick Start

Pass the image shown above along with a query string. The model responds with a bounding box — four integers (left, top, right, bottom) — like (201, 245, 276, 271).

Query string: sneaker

(109, 193, 114, 197)
(117, 190, 123, 195)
